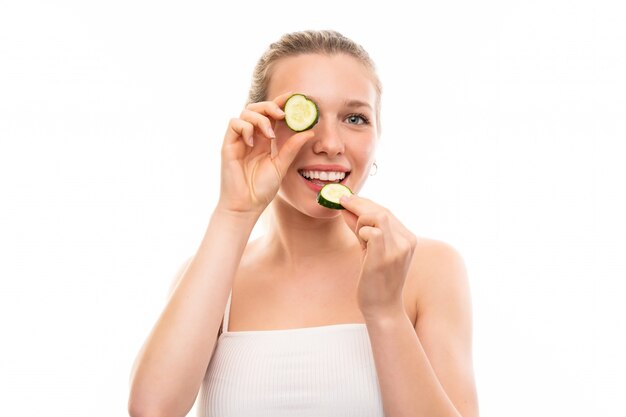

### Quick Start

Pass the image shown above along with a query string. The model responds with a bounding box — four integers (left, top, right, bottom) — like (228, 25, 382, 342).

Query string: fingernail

(276, 108, 285, 117)
(247, 135, 254, 146)
(340, 195, 352, 204)
(265, 126, 276, 139)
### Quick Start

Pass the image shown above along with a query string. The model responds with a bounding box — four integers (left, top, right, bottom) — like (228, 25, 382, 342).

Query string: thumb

(273, 130, 315, 175)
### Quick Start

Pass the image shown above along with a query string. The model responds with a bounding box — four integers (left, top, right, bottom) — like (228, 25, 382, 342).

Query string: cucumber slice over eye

(284, 94, 319, 132)
(317, 183, 353, 210)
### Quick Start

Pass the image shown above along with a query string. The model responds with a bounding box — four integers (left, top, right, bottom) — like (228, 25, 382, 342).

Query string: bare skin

(129, 52, 478, 417)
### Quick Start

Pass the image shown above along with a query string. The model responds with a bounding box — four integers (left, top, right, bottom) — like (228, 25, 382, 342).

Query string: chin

(304, 202, 344, 219)
(274, 188, 344, 220)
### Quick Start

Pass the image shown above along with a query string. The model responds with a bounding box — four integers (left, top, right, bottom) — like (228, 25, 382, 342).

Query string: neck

(262, 198, 357, 266)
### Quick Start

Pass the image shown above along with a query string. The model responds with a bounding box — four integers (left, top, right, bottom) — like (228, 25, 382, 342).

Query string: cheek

(347, 143, 376, 190)
(351, 139, 377, 165)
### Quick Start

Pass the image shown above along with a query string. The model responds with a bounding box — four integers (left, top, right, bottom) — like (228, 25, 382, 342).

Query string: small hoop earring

(369, 162, 378, 176)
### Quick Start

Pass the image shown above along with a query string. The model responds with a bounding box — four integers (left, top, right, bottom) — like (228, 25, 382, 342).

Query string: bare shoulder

(406, 236, 471, 318)
(406, 237, 478, 416)
(411, 236, 467, 279)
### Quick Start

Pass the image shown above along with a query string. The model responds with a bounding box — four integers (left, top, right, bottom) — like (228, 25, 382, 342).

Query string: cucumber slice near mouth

(284, 94, 319, 132)
(317, 183, 353, 210)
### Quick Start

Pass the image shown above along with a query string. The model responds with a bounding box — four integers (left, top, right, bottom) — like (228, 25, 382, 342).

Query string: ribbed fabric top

(196, 292, 385, 417)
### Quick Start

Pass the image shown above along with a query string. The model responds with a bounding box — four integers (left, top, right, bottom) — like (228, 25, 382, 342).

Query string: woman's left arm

(340, 195, 479, 417)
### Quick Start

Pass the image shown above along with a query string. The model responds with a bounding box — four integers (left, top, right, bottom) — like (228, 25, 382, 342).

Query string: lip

(297, 164, 351, 194)
(300, 175, 326, 193)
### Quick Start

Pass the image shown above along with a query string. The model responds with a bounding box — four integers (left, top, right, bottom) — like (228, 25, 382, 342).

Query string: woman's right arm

(128, 209, 258, 417)
(128, 93, 314, 417)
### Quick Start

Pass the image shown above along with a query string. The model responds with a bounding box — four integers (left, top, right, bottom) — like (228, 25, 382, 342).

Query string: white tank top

(196, 292, 385, 417)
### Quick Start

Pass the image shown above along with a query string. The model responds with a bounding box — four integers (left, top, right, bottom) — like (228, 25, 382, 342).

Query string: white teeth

(300, 170, 347, 181)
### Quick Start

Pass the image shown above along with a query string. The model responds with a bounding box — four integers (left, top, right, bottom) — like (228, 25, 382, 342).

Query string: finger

(224, 118, 255, 147)
(240, 109, 276, 139)
(273, 91, 296, 108)
(341, 195, 417, 255)
(246, 91, 293, 119)
(355, 212, 391, 239)
(245, 102, 285, 124)
(339, 195, 383, 217)
(273, 130, 315, 175)
(358, 226, 384, 252)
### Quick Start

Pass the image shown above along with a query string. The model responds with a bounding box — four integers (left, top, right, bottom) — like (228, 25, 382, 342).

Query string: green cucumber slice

(317, 183, 353, 210)
(284, 94, 319, 132)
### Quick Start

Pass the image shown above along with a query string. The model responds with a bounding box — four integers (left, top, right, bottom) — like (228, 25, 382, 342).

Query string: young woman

(129, 30, 479, 417)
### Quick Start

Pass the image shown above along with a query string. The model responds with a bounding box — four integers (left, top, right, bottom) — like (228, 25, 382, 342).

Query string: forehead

(267, 54, 378, 109)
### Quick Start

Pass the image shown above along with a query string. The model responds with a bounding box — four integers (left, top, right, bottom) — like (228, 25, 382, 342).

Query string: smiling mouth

(298, 169, 351, 186)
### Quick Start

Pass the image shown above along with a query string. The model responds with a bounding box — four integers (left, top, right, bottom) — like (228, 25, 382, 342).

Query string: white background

(1, 0, 625, 416)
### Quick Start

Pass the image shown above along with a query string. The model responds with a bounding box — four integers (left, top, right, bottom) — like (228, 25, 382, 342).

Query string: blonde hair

(247, 30, 382, 128)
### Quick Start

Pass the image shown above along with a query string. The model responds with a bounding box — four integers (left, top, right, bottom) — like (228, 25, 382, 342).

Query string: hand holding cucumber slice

(284, 94, 319, 132)
(317, 183, 354, 210)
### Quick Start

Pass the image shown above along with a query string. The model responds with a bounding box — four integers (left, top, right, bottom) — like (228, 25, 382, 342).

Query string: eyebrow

(306, 95, 373, 112)
(343, 99, 373, 111)
(307, 94, 374, 111)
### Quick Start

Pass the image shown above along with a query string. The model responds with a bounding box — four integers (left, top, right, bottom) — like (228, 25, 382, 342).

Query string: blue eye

(345, 113, 369, 125)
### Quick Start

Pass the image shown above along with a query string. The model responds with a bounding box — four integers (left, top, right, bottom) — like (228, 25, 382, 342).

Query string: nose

(312, 118, 344, 158)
